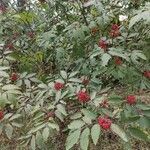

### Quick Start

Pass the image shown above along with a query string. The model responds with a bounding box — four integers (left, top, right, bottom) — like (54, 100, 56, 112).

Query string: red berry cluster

(98, 40, 108, 50)
(126, 95, 136, 105)
(54, 82, 64, 91)
(77, 90, 90, 103)
(143, 71, 150, 79)
(114, 57, 122, 65)
(0, 111, 4, 120)
(109, 24, 120, 38)
(98, 117, 112, 130)
(10, 73, 19, 81)
(111, 24, 120, 31)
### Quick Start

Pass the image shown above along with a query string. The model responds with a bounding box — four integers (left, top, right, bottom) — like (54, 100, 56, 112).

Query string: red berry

(143, 71, 150, 79)
(109, 24, 120, 38)
(114, 57, 122, 65)
(0, 111, 4, 120)
(126, 95, 136, 105)
(54, 82, 64, 91)
(10, 73, 19, 81)
(98, 117, 112, 130)
(98, 40, 108, 50)
(111, 24, 120, 31)
(77, 90, 90, 103)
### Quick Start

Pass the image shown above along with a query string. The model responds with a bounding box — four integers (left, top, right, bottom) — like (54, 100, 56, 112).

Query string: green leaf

(128, 127, 149, 141)
(109, 95, 123, 104)
(55, 91, 61, 103)
(68, 78, 82, 83)
(102, 109, 113, 118)
(129, 14, 141, 28)
(0, 66, 10, 71)
(57, 104, 67, 116)
(139, 116, 150, 128)
(68, 120, 85, 129)
(55, 110, 64, 122)
(5, 124, 13, 139)
(24, 79, 31, 87)
(28, 124, 45, 134)
(108, 49, 129, 61)
(91, 124, 101, 145)
(101, 53, 111, 66)
(111, 124, 128, 142)
(129, 11, 150, 28)
(38, 83, 48, 89)
(81, 109, 97, 120)
(6, 90, 22, 95)
(142, 110, 150, 117)
(42, 127, 50, 141)
(69, 71, 78, 78)
(0, 124, 3, 135)
(122, 142, 132, 150)
(90, 91, 97, 100)
(31, 135, 36, 150)
(4, 113, 13, 119)
(60, 70, 67, 79)
(136, 52, 147, 60)
(36, 131, 45, 149)
(90, 51, 101, 59)
(70, 112, 82, 120)
(124, 116, 140, 123)
(131, 50, 147, 63)
(136, 104, 150, 110)
(66, 129, 81, 150)
(80, 128, 90, 150)
(61, 90, 69, 99)
(11, 122, 23, 128)
(0, 71, 9, 77)
(48, 123, 59, 131)
(9, 114, 21, 121)
(2, 84, 20, 90)
(82, 116, 92, 124)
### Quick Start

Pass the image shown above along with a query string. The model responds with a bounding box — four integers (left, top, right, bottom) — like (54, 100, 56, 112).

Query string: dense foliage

(0, 0, 150, 149)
